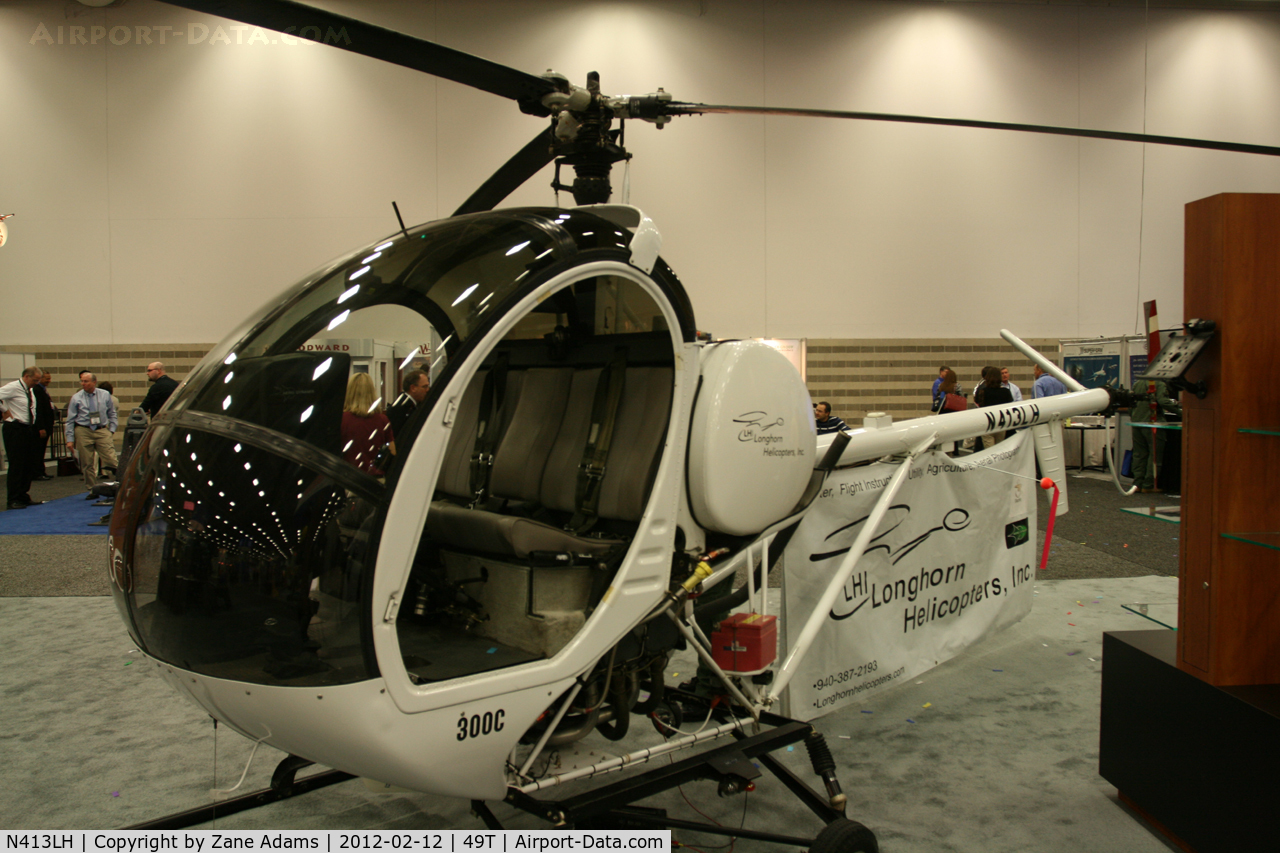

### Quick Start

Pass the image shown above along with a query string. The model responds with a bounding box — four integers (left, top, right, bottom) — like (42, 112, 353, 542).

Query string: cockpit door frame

(372, 259, 691, 715)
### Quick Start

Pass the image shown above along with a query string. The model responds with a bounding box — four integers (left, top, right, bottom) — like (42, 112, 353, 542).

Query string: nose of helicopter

(110, 418, 381, 688)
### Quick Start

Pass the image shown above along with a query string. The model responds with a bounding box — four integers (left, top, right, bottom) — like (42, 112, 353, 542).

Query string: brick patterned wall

(6, 338, 1060, 430)
(0, 344, 215, 416)
(806, 338, 1061, 426)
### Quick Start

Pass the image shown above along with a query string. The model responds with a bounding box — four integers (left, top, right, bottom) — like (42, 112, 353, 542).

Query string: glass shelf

(1120, 505, 1181, 524)
(1239, 428, 1280, 437)
(1124, 422, 1183, 431)
(1121, 602, 1178, 631)
(1221, 532, 1280, 552)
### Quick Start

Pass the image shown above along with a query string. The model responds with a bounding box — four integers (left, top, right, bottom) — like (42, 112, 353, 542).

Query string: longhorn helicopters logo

(812, 505, 971, 617)
(811, 503, 1017, 633)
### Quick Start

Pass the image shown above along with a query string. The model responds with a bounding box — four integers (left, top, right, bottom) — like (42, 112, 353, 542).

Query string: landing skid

(123, 711, 877, 852)
(123, 759, 355, 830)
(488, 707, 878, 852)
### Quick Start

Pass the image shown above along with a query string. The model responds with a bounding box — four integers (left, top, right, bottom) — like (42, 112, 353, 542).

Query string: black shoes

(34, 474, 53, 481)
(7, 501, 27, 510)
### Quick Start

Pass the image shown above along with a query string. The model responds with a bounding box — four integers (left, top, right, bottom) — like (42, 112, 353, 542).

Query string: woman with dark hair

(976, 365, 1014, 448)
(931, 369, 960, 413)
(932, 368, 964, 453)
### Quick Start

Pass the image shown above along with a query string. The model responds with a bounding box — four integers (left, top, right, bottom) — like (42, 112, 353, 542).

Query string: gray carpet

(0, 467, 1185, 848)
(1038, 473, 1180, 579)
(0, 470, 112, 596)
(0, 535, 110, 596)
(0, 579, 1180, 852)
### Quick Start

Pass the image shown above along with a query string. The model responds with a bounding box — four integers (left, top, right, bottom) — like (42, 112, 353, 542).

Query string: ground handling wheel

(809, 817, 878, 853)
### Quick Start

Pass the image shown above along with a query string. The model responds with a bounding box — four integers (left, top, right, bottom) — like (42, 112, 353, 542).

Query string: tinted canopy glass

(110, 208, 693, 687)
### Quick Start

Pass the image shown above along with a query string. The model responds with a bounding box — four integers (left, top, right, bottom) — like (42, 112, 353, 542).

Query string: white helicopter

(106, 0, 1277, 845)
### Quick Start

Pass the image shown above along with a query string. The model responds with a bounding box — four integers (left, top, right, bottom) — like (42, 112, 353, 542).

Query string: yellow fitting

(681, 561, 714, 593)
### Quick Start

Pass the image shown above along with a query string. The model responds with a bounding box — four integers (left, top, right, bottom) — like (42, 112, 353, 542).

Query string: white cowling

(687, 342, 817, 536)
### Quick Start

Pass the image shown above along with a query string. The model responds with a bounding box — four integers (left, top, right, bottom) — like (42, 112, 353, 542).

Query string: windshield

(167, 212, 579, 429)
(110, 208, 693, 687)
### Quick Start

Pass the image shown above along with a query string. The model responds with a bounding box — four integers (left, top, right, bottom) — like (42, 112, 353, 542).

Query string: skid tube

(493, 701, 868, 848)
(123, 756, 355, 830)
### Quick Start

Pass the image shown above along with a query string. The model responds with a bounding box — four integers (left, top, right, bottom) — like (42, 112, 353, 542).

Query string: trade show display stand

(1099, 631, 1280, 853)
(1100, 194, 1280, 852)
(1177, 193, 1280, 687)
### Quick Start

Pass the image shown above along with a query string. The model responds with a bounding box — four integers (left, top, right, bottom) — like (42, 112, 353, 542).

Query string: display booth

(1100, 193, 1280, 853)
(1059, 338, 1128, 470)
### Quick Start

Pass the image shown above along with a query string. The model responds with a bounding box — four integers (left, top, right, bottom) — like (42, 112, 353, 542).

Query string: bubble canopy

(108, 208, 695, 687)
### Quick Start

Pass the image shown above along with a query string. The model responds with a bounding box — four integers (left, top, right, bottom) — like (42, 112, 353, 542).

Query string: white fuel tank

(687, 342, 817, 536)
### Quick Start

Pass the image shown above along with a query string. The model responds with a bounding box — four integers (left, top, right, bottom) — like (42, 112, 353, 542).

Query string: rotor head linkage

(536, 71, 644, 205)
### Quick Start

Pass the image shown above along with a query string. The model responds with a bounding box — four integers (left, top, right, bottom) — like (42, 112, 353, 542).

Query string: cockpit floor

(398, 621, 542, 683)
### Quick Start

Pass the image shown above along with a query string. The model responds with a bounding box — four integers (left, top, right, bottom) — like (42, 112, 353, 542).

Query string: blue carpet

(0, 493, 112, 535)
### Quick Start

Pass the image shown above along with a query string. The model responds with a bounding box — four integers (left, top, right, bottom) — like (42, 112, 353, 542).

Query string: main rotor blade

(668, 103, 1280, 158)
(453, 129, 557, 216)
(157, 0, 555, 104)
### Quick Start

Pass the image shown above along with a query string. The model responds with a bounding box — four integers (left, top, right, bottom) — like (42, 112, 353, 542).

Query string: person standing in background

(140, 362, 179, 418)
(30, 367, 54, 481)
(814, 401, 846, 435)
(98, 381, 121, 417)
(976, 366, 1014, 448)
(931, 368, 964, 453)
(1, 367, 46, 509)
(342, 373, 395, 477)
(65, 372, 118, 489)
(1001, 367, 1022, 402)
(931, 365, 950, 400)
(1033, 364, 1067, 398)
(387, 368, 430, 437)
(1130, 379, 1181, 494)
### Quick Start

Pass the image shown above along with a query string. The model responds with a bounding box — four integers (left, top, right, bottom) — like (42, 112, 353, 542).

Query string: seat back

(539, 366, 673, 522)
(487, 368, 573, 503)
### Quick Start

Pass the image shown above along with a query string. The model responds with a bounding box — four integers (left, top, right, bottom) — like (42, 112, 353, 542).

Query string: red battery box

(710, 612, 778, 674)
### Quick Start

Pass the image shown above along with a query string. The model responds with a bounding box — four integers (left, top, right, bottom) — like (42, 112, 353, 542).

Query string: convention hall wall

(4, 0, 1280, 417)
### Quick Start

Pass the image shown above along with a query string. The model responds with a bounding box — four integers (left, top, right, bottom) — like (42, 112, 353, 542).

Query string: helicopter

(102, 0, 1279, 845)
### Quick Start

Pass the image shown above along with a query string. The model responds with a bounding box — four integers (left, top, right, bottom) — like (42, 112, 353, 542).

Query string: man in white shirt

(65, 372, 118, 488)
(1001, 367, 1022, 402)
(1, 366, 46, 509)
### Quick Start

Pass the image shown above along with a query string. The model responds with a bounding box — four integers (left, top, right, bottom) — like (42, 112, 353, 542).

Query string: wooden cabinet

(1179, 193, 1280, 686)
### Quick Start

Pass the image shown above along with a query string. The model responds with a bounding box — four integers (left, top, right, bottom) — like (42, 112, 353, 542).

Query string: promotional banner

(782, 433, 1038, 717)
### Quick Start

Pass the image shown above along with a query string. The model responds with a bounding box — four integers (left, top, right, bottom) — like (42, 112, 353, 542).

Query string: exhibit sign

(1062, 338, 1122, 389)
(298, 337, 374, 356)
(781, 433, 1037, 717)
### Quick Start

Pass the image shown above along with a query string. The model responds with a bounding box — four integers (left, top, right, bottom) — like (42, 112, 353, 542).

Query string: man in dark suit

(30, 368, 55, 481)
(387, 369, 429, 437)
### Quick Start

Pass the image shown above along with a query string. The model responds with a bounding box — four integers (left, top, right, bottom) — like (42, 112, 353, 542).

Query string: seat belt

(569, 348, 627, 534)
(469, 352, 510, 505)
